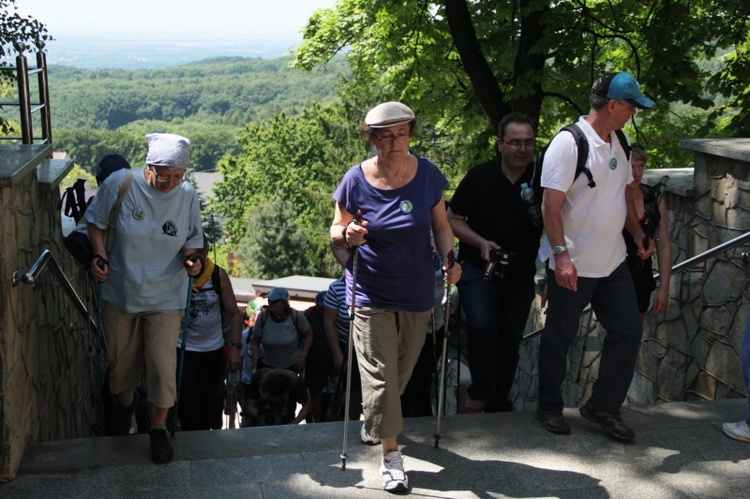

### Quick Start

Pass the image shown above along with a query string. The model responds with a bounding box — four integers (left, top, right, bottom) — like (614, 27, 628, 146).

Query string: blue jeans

(742, 317, 750, 424)
(457, 262, 535, 409)
(538, 261, 642, 414)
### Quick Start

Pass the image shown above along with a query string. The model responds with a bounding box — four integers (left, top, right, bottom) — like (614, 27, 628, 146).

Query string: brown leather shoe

(580, 402, 635, 442)
(535, 409, 571, 435)
(462, 398, 486, 413)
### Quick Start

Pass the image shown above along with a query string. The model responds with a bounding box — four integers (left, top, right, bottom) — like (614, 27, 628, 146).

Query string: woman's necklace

(375, 157, 408, 189)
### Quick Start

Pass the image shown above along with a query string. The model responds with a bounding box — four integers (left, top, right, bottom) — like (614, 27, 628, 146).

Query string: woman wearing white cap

(330, 102, 461, 492)
(86, 133, 204, 464)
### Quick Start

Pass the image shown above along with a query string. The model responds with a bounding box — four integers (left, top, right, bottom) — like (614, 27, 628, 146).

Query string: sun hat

(145, 133, 191, 169)
(591, 72, 654, 109)
(364, 102, 415, 128)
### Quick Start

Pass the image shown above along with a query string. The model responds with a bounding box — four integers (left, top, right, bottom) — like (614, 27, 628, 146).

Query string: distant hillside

(49, 56, 347, 130)
(49, 56, 348, 172)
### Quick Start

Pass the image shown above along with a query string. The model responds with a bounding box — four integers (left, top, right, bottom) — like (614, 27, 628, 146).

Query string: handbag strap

(105, 170, 134, 254)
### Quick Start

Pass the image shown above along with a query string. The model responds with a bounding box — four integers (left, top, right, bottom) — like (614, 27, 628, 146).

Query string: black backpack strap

(210, 265, 227, 319)
(614, 129, 631, 161)
(560, 124, 594, 188)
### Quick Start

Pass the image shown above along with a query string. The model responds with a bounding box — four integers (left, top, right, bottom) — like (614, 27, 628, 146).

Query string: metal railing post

(36, 49, 52, 145)
(15, 50, 33, 144)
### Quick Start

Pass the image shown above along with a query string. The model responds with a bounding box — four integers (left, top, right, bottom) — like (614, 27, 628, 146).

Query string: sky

(15, 0, 338, 39)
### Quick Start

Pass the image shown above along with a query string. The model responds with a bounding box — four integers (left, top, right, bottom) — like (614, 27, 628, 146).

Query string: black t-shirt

(449, 157, 543, 284)
(304, 305, 333, 367)
(247, 368, 309, 425)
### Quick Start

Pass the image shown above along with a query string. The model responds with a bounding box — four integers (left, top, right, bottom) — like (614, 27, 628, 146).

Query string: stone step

(3, 399, 748, 498)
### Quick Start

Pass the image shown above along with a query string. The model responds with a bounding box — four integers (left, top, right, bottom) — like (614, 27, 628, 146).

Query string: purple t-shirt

(333, 157, 447, 312)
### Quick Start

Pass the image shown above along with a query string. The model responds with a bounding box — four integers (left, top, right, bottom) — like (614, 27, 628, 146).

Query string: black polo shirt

(449, 156, 542, 285)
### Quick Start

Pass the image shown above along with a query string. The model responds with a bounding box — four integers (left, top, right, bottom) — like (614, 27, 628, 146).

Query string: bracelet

(228, 342, 242, 349)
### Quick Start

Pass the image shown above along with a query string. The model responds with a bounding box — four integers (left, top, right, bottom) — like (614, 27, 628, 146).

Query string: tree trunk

(444, 0, 510, 129)
(445, 0, 549, 129)
(511, 0, 548, 125)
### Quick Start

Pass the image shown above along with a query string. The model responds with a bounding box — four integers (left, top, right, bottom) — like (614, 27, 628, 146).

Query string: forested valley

(50, 56, 348, 174)
(39, 0, 750, 280)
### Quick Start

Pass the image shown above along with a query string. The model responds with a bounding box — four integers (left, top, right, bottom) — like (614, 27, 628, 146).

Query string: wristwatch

(552, 245, 568, 256)
(228, 342, 242, 349)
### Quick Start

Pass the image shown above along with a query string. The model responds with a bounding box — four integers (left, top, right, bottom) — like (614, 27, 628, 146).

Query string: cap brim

(633, 96, 654, 109)
(367, 118, 414, 129)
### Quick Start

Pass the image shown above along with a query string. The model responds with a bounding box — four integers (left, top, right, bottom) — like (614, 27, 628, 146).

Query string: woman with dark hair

(175, 236, 243, 431)
(329, 101, 461, 493)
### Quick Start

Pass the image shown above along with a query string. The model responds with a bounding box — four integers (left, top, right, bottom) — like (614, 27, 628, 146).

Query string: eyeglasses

(149, 165, 185, 184)
(374, 133, 410, 144)
(502, 139, 535, 150)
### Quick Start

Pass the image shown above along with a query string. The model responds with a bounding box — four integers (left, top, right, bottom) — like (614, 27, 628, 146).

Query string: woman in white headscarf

(87, 133, 203, 464)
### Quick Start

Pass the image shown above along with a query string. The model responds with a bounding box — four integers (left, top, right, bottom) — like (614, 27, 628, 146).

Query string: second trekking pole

(170, 271, 194, 437)
(93, 257, 108, 435)
(341, 209, 362, 471)
(434, 249, 455, 448)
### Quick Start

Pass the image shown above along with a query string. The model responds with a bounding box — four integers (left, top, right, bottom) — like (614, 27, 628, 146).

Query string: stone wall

(0, 145, 92, 482)
(513, 138, 750, 411)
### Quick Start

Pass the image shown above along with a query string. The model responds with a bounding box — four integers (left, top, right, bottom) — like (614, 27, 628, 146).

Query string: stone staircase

(3, 399, 748, 498)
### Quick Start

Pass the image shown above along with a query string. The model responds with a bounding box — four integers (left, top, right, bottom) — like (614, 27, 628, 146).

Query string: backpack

(58, 178, 88, 224)
(204, 264, 231, 333)
(531, 123, 631, 193)
(641, 175, 669, 241)
(62, 171, 133, 267)
(254, 307, 303, 344)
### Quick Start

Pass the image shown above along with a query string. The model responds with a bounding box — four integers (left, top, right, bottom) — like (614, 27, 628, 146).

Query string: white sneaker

(380, 450, 408, 492)
(722, 420, 750, 443)
(360, 424, 380, 445)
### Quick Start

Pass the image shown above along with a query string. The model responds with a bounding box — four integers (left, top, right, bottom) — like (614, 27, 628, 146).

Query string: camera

(257, 409, 284, 427)
(483, 249, 514, 281)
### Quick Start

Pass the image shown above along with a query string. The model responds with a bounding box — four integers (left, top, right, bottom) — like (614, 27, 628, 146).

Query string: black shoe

(149, 429, 174, 464)
(580, 402, 635, 442)
(109, 393, 138, 436)
(535, 409, 570, 435)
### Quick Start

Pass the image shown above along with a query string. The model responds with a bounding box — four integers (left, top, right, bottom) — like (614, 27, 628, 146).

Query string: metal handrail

(654, 230, 750, 281)
(523, 229, 750, 340)
(20, 249, 96, 334)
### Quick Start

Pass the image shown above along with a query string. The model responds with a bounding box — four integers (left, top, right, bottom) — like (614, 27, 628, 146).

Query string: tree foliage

(293, 0, 750, 171)
(213, 101, 364, 277)
(234, 197, 312, 279)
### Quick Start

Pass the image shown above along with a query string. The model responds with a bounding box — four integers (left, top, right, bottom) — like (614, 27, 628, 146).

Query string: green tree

(0, 0, 51, 133)
(293, 0, 750, 170)
(234, 197, 310, 279)
(213, 101, 364, 277)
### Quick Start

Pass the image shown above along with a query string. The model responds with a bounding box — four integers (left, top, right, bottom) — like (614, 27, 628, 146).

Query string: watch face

(553, 246, 566, 255)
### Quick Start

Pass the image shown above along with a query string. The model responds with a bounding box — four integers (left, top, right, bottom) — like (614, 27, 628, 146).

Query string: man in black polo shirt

(447, 112, 542, 413)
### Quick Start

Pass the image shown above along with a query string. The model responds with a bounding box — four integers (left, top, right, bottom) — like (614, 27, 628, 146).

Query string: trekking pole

(170, 273, 194, 437)
(430, 310, 437, 413)
(93, 257, 108, 435)
(434, 249, 455, 448)
(341, 209, 361, 471)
